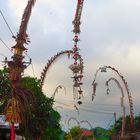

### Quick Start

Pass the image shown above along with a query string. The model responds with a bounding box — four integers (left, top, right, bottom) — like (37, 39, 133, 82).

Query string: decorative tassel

(11, 122, 15, 140)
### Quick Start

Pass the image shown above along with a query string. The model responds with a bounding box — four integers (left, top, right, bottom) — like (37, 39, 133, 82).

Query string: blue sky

(0, 0, 140, 129)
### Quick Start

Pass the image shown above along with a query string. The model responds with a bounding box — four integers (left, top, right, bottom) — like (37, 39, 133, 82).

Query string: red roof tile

(81, 130, 93, 136)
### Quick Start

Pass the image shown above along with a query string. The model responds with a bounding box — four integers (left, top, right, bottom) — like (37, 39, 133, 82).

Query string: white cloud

(9, 0, 27, 18)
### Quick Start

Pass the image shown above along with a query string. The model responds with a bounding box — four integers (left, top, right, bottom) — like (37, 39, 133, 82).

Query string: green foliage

(108, 115, 139, 135)
(0, 67, 11, 112)
(65, 126, 83, 140)
(0, 68, 63, 140)
(92, 127, 109, 140)
(134, 114, 140, 130)
(108, 114, 140, 139)
(65, 126, 95, 140)
(96, 138, 109, 140)
(71, 126, 83, 139)
(20, 76, 62, 139)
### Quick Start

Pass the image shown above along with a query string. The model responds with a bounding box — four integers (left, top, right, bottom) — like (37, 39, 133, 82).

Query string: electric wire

(0, 9, 36, 78)
(56, 100, 116, 131)
(105, 115, 114, 129)
(0, 52, 6, 57)
(79, 107, 114, 115)
(0, 10, 15, 37)
(0, 37, 13, 54)
(55, 100, 115, 115)
(24, 52, 36, 77)
(0, 38, 35, 78)
(100, 115, 115, 136)
(55, 98, 140, 107)
(56, 98, 120, 107)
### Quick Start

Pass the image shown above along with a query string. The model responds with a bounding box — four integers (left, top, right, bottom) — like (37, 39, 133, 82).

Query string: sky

(0, 0, 140, 130)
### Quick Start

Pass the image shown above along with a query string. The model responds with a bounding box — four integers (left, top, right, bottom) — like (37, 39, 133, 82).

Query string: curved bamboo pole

(15, 0, 36, 45)
(8, 0, 36, 88)
(73, 0, 84, 34)
(80, 120, 92, 129)
(80, 120, 95, 140)
(40, 50, 84, 89)
(52, 85, 66, 99)
(68, 117, 80, 127)
(106, 77, 126, 139)
(40, 50, 73, 89)
(5, 2, 36, 138)
(92, 66, 135, 131)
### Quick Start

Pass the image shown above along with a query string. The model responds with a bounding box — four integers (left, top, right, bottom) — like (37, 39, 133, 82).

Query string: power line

(0, 10, 15, 37)
(105, 115, 114, 129)
(79, 107, 114, 115)
(0, 37, 13, 54)
(24, 52, 36, 77)
(101, 115, 115, 136)
(55, 98, 140, 107)
(55, 100, 114, 115)
(0, 52, 6, 57)
(56, 98, 119, 107)
(0, 10, 36, 75)
(0, 36, 35, 77)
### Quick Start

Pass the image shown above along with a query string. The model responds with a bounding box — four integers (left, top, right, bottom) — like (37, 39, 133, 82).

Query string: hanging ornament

(6, 97, 21, 124)
(69, 0, 84, 104)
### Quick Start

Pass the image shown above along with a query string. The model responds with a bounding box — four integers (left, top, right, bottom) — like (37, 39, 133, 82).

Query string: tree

(93, 127, 109, 140)
(65, 126, 95, 140)
(65, 126, 83, 140)
(134, 114, 140, 130)
(0, 67, 12, 112)
(0, 68, 63, 140)
(108, 115, 140, 140)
